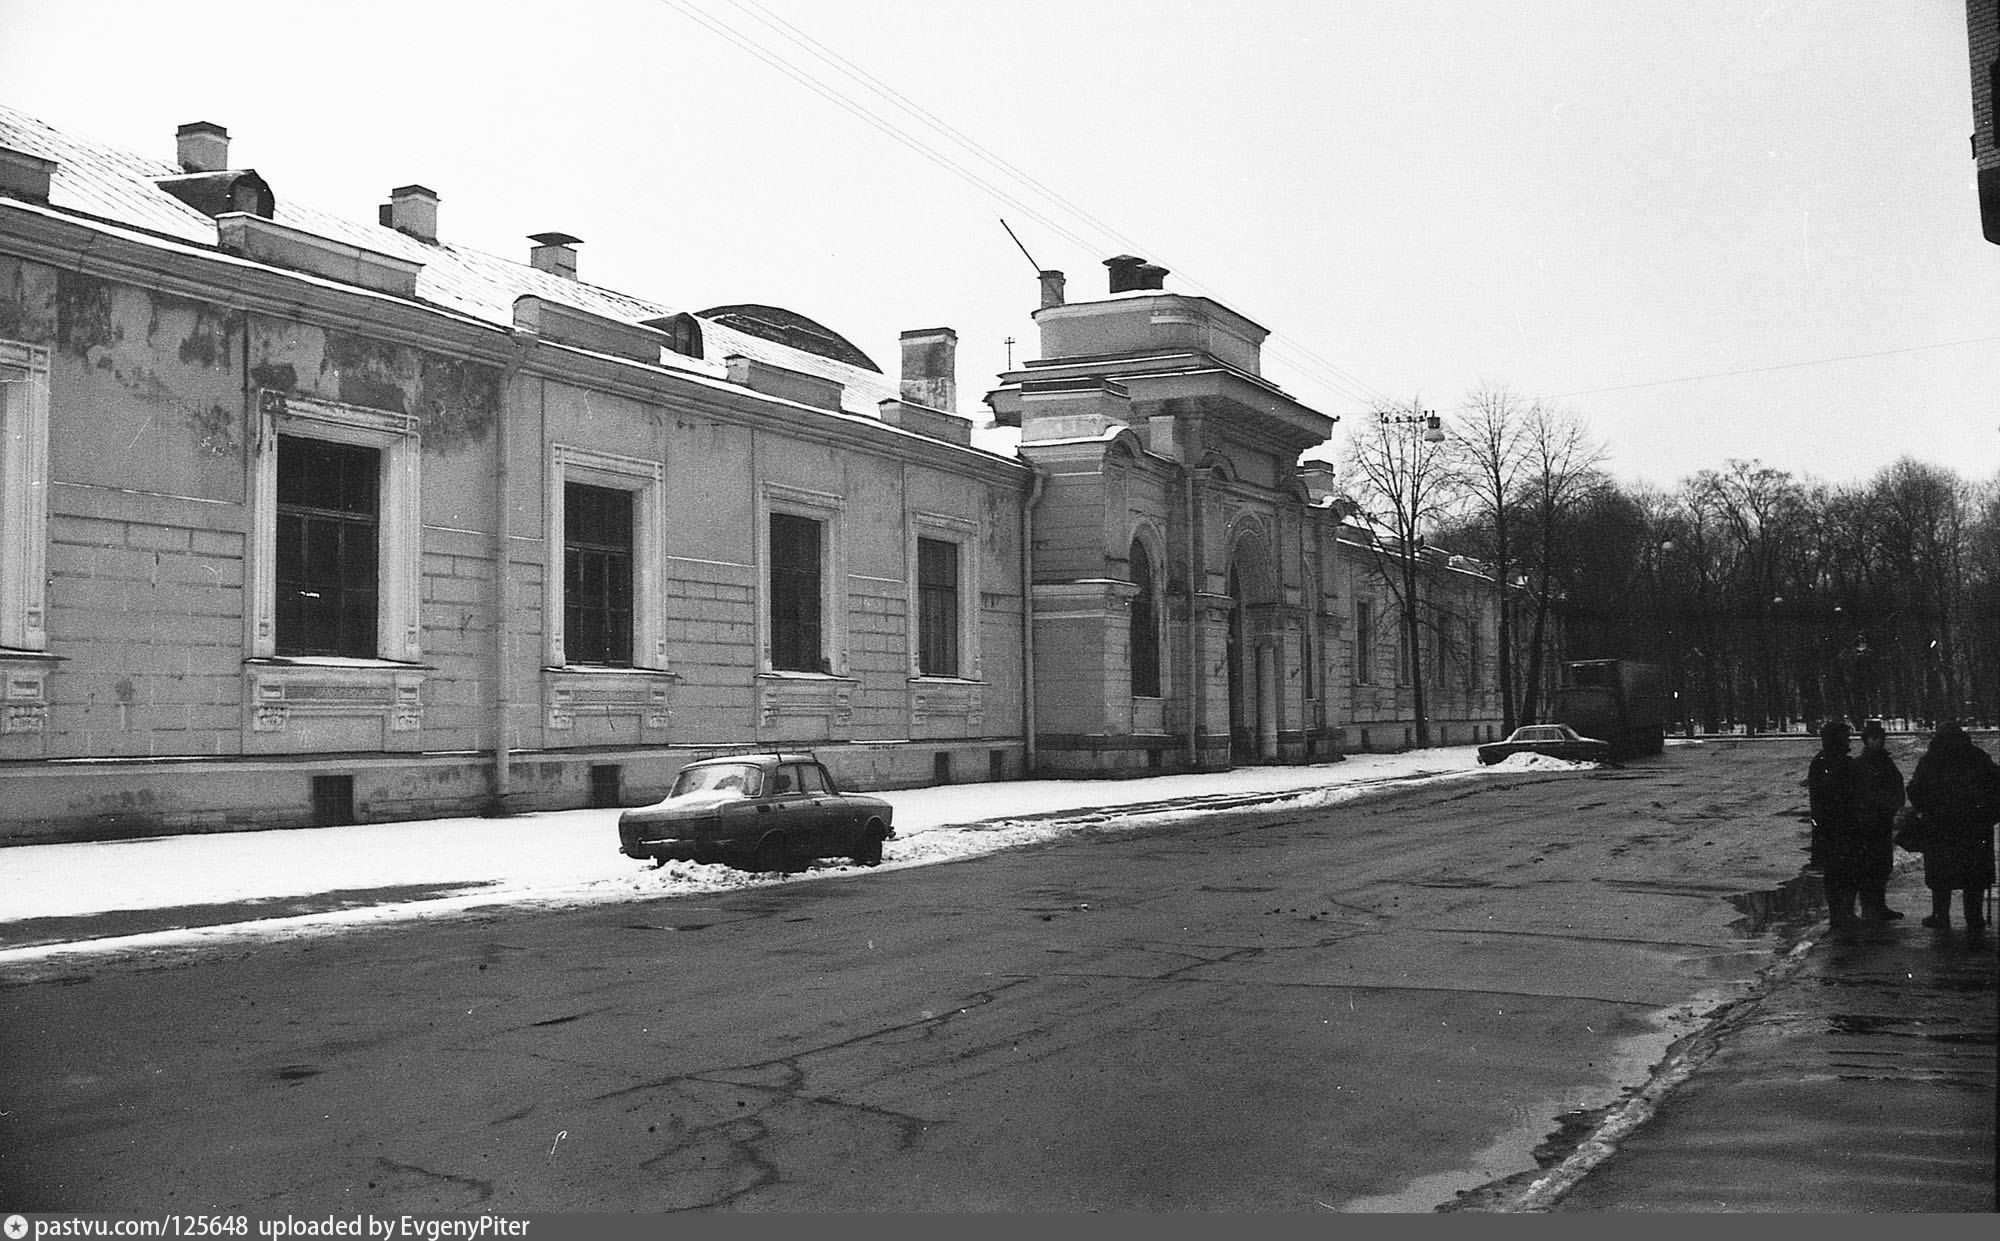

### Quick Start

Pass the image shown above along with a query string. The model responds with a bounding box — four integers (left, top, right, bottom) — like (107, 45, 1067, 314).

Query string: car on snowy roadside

(617, 753, 894, 873)
(1476, 723, 1612, 766)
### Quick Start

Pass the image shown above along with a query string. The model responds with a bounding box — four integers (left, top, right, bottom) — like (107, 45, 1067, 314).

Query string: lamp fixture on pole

(1379, 409, 1446, 443)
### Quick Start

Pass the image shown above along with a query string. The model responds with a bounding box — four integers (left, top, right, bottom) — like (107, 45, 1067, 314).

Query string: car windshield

(670, 763, 763, 799)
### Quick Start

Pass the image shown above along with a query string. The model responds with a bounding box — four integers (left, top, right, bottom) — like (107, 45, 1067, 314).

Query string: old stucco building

(0, 108, 1505, 843)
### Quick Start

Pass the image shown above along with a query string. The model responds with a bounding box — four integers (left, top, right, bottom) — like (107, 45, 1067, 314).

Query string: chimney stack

(1038, 269, 1066, 309)
(176, 122, 229, 173)
(1136, 262, 1169, 290)
(898, 327, 958, 413)
(1104, 254, 1147, 294)
(381, 184, 439, 243)
(529, 232, 582, 279)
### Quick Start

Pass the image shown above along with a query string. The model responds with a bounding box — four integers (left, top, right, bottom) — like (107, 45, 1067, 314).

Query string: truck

(1550, 659, 1668, 761)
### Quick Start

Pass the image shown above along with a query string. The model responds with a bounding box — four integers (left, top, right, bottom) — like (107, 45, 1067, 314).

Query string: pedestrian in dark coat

(1905, 721, 1998, 930)
(1806, 719, 1863, 925)
(1851, 720, 1904, 920)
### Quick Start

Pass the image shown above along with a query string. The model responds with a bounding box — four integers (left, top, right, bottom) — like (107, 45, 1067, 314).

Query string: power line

(652, 0, 1400, 411)
(1535, 335, 2000, 401)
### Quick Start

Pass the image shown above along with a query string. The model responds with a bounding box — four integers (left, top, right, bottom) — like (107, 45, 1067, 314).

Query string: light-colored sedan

(1476, 724, 1612, 766)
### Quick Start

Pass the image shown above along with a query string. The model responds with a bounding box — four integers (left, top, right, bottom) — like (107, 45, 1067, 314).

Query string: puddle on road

(1725, 872, 1825, 938)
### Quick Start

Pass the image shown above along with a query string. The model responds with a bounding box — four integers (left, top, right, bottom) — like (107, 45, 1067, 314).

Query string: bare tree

(1444, 384, 1533, 732)
(1514, 404, 1607, 725)
(1339, 399, 1458, 746)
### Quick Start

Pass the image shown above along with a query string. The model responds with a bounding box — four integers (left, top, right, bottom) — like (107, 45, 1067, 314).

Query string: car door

(772, 762, 830, 851)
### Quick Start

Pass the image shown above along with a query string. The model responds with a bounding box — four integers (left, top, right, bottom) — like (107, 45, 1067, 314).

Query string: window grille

(564, 483, 634, 665)
(917, 536, 960, 677)
(276, 435, 380, 658)
(770, 512, 824, 672)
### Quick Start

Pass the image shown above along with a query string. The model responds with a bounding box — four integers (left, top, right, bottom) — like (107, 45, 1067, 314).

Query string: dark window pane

(564, 483, 634, 665)
(770, 513, 823, 672)
(1128, 540, 1159, 697)
(917, 536, 959, 677)
(276, 436, 380, 658)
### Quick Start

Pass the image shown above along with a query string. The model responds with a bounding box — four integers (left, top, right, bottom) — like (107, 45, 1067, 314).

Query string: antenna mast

(999, 218, 1043, 273)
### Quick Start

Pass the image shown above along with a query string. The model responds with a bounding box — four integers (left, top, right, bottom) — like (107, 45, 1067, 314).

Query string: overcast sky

(2, 0, 1993, 492)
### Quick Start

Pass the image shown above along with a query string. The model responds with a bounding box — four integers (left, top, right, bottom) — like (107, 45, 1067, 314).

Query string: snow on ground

(1487, 751, 1607, 771)
(0, 745, 1575, 963)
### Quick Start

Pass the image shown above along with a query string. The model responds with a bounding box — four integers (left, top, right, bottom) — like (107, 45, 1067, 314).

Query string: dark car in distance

(1476, 723, 1613, 766)
(618, 753, 893, 873)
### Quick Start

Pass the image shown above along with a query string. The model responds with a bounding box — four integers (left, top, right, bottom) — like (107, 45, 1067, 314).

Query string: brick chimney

(176, 122, 229, 173)
(1136, 262, 1169, 290)
(529, 232, 581, 279)
(1038, 269, 1066, 308)
(898, 327, 957, 413)
(1104, 254, 1146, 293)
(379, 184, 439, 243)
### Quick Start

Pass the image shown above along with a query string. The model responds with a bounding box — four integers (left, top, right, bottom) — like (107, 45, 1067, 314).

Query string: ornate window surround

(905, 509, 982, 684)
(543, 444, 667, 671)
(0, 340, 50, 656)
(0, 341, 56, 738)
(756, 481, 848, 677)
(247, 389, 421, 663)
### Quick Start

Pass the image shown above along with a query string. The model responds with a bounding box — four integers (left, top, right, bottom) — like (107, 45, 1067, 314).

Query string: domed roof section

(698, 303, 881, 373)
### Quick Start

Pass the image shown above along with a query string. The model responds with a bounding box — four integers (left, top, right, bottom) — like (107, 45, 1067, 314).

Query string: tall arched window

(1129, 538, 1161, 697)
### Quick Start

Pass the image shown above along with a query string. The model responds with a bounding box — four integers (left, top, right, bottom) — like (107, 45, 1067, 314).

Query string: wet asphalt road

(0, 741, 1982, 1211)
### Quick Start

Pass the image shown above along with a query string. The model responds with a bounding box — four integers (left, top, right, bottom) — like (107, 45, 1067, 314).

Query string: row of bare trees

(1338, 388, 1999, 737)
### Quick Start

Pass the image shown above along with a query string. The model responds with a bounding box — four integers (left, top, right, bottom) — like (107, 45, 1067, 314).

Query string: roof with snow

(0, 105, 902, 420)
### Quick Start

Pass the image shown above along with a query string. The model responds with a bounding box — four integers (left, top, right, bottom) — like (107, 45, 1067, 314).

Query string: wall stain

(0, 258, 58, 343)
(321, 331, 410, 413)
(55, 270, 119, 358)
(250, 361, 298, 394)
(417, 355, 500, 451)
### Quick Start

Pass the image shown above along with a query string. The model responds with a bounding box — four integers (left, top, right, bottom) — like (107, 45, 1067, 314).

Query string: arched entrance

(1225, 532, 1280, 764)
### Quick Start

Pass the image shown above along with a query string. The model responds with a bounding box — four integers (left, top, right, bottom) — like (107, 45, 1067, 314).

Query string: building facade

(987, 259, 1507, 775)
(1973, 0, 1999, 243)
(0, 109, 1506, 844)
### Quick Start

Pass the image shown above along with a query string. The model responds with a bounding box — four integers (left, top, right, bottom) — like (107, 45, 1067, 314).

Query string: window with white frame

(761, 483, 845, 675)
(249, 391, 420, 662)
(0, 341, 50, 654)
(545, 445, 665, 670)
(908, 510, 980, 682)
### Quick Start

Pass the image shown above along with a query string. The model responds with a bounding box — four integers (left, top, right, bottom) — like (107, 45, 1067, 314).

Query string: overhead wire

(1533, 334, 2000, 401)
(653, 0, 1401, 412)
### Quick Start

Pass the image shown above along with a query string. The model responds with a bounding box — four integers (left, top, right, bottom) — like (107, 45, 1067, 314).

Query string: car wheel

(850, 821, 886, 866)
(752, 833, 792, 874)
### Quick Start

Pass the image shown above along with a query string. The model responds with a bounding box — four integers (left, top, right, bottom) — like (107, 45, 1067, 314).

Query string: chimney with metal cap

(176, 122, 229, 173)
(1104, 254, 1146, 293)
(1038, 269, 1065, 309)
(1136, 262, 1169, 290)
(529, 232, 581, 279)
(380, 184, 439, 243)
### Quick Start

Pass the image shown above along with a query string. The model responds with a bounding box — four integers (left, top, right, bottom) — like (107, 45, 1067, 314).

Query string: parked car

(1476, 723, 1612, 766)
(618, 753, 894, 872)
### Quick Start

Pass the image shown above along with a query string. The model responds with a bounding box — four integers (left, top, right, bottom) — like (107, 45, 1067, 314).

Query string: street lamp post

(1380, 410, 1446, 747)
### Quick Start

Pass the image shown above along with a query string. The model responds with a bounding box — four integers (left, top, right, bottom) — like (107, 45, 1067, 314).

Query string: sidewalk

(0, 747, 1507, 963)
(1529, 860, 1998, 1212)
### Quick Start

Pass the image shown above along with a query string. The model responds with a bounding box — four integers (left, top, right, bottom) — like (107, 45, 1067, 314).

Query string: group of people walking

(1807, 719, 1998, 930)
